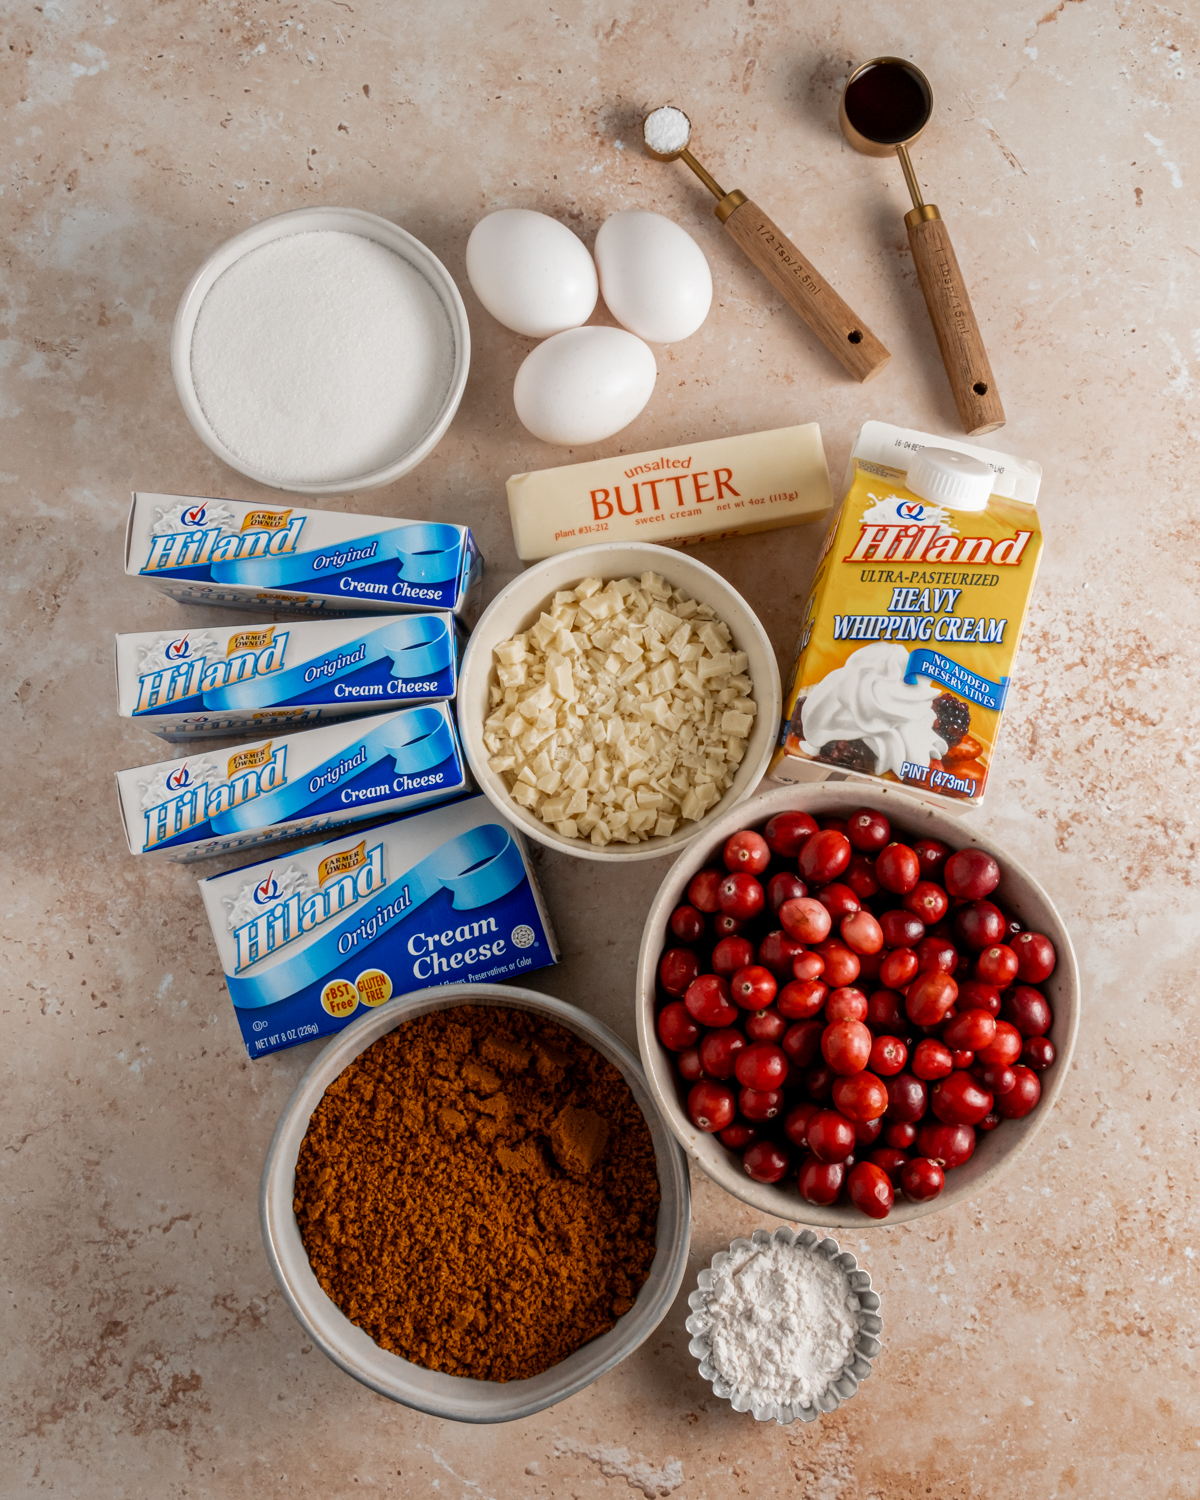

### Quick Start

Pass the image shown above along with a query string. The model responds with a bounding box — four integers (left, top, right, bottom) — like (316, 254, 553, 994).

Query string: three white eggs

(466, 207, 713, 446)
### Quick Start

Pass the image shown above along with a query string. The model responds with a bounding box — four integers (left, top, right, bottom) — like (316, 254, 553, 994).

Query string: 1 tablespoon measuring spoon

(642, 106, 890, 383)
(839, 57, 1005, 436)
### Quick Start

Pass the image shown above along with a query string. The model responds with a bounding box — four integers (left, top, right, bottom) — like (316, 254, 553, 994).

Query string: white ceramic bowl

(172, 206, 470, 494)
(635, 782, 1080, 1226)
(457, 542, 782, 863)
(260, 984, 691, 1422)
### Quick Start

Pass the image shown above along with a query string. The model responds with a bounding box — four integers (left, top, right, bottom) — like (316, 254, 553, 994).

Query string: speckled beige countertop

(3, 2, 1197, 1495)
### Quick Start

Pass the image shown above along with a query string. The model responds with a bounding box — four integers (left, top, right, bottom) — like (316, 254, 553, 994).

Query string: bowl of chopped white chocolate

(457, 542, 781, 861)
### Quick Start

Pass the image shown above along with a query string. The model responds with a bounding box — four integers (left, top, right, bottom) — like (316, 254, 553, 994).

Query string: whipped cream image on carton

(115, 703, 468, 861)
(770, 421, 1043, 809)
(116, 612, 460, 741)
(197, 795, 559, 1058)
(125, 493, 483, 622)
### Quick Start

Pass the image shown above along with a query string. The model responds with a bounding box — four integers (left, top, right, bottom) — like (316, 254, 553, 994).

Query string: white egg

(594, 210, 713, 344)
(466, 209, 598, 338)
(513, 327, 657, 447)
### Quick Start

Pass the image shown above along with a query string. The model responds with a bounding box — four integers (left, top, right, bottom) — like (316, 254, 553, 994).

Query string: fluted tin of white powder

(190, 230, 454, 487)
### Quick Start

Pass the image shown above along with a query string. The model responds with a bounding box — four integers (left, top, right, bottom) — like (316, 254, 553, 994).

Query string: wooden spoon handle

(718, 193, 890, 383)
(905, 207, 1005, 435)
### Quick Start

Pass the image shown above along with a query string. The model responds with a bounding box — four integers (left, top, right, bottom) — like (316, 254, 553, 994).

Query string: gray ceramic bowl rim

(635, 781, 1081, 1227)
(171, 205, 471, 494)
(260, 983, 692, 1422)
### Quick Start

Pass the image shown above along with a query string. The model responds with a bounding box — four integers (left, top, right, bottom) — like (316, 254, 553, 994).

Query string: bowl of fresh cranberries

(635, 783, 1078, 1225)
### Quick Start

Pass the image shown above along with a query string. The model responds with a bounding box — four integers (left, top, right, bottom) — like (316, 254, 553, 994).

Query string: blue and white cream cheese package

(197, 795, 560, 1058)
(115, 704, 469, 861)
(115, 612, 460, 740)
(125, 492, 484, 622)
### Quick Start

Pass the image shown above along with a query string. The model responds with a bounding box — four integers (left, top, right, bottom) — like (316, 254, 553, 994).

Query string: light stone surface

(2, 2, 1197, 1495)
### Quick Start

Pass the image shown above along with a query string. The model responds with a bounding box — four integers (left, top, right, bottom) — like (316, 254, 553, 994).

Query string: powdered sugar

(190, 230, 454, 486)
(697, 1238, 859, 1408)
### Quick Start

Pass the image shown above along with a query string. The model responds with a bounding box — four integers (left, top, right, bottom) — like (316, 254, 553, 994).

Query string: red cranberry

(777, 978, 828, 1020)
(718, 1121, 757, 1150)
(724, 829, 770, 874)
(712, 935, 755, 978)
(1010, 930, 1057, 983)
(911, 1038, 954, 1081)
(856, 948, 883, 986)
(730, 965, 777, 1011)
(906, 971, 958, 1027)
(735, 1041, 787, 1091)
(698, 1027, 746, 1079)
(798, 829, 852, 884)
(876, 842, 920, 894)
(913, 838, 950, 881)
(884, 1120, 917, 1149)
(745, 1007, 788, 1043)
(814, 940, 861, 988)
(1021, 1036, 1056, 1071)
(866, 988, 906, 1031)
(869, 1147, 909, 1186)
(687, 868, 723, 913)
(975, 1019, 1022, 1068)
(743, 1140, 789, 1183)
(976, 943, 1019, 988)
(768, 871, 809, 914)
(915, 1120, 976, 1169)
(821, 1018, 872, 1075)
(782, 1019, 824, 1068)
(1003, 985, 1053, 1036)
(955, 899, 1006, 951)
(713, 912, 744, 938)
(885, 1072, 929, 1123)
(870, 1035, 908, 1077)
(944, 848, 1000, 900)
(855, 1115, 884, 1146)
(878, 947, 917, 991)
(848, 1160, 894, 1218)
(687, 1080, 734, 1131)
(958, 979, 1002, 1017)
(904, 880, 949, 925)
(930, 1072, 993, 1126)
(804, 1064, 835, 1102)
(684, 974, 737, 1027)
(757, 929, 806, 979)
(840, 910, 883, 956)
(658, 947, 700, 997)
(677, 1046, 705, 1083)
(784, 1100, 819, 1148)
(764, 810, 818, 857)
(739, 1085, 785, 1121)
(846, 807, 891, 852)
(792, 951, 826, 983)
(994, 1065, 1041, 1118)
(843, 853, 880, 900)
(942, 1009, 997, 1052)
(798, 1155, 846, 1206)
(825, 986, 868, 1023)
(779, 897, 832, 944)
(977, 1111, 1002, 1132)
(718, 871, 764, 921)
(974, 1062, 1016, 1095)
(915, 936, 958, 975)
(832, 1070, 888, 1122)
(657, 1001, 699, 1051)
(806, 1109, 857, 1163)
(951, 1050, 975, 1069)
(816, 882, 861, 919)
(901, 1157, 945, 1202)
(669, 904, 705, 943)
(881, 909, 926, 948)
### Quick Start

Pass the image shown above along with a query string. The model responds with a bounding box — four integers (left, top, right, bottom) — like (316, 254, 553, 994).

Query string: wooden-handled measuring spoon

(839, 57, 1005, 436)
(642, 105, 890, 383)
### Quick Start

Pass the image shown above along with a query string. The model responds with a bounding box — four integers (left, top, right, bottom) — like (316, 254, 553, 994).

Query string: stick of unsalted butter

(506, 424, 832, 561)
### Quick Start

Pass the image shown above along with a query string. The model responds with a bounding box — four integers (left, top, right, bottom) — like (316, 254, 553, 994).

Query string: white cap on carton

(906, 447, 995, 512)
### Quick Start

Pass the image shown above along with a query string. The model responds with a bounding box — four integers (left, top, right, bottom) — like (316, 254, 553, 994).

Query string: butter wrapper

(125, 492, 484, 622)
(116, 612, 459, 741)
(197, 795, 559, 1058)
(116, 704, 468, 861)
(506, 424, 832, 561)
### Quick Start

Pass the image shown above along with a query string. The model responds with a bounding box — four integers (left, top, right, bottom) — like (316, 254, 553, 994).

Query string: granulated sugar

(701, 1238, 859, 1407)
(190, 230, 454, 486)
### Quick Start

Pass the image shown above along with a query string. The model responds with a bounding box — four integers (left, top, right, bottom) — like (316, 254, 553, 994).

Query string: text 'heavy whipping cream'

(770, 421, 1043, 808)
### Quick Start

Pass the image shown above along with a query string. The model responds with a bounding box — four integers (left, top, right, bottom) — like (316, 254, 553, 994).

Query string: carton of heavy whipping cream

(115, 704, 469, 861)
(770, 421, 1043, 809)
(197, 795, 559, 1058)
(125, 492, 484, 622)
(506, 424, 832, 561)
(116, 612, 460, 741)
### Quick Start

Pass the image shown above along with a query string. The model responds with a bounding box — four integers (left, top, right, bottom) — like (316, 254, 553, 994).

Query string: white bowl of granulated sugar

(685, 1226, 883, 1424)
(172, 206, 470, 494)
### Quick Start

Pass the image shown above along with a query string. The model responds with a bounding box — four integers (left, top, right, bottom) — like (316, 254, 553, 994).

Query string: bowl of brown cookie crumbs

(260, 984, 691, 1421)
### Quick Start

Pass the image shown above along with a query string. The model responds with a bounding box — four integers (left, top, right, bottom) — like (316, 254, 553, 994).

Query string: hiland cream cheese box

(116, 612, 460, 740)
(197, 795, 559, 1058)
(115, 704, 468, 861)
(125, 492, 484, 622)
